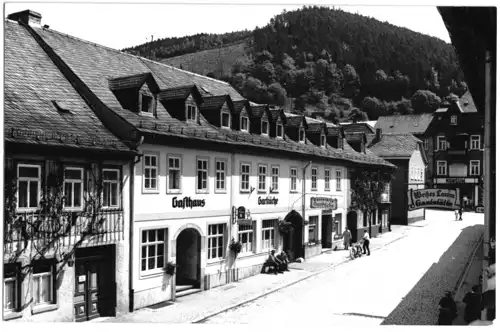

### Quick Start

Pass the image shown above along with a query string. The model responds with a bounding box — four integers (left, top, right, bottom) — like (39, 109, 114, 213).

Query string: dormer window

(450, 115, 457, 125)
(320, 134, 326, 147)
(221, 112, 231, 129)
(186, 104, 197, 121)
(276, 123, 283, 139)
(240, 116, 249, 132)
(299, 128, 305, 143)
(261, 119, 269, 135)
(141, 94, 153, 113)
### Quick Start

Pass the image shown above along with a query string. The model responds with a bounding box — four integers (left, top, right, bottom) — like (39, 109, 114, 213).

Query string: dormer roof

(109, 72, 159, 93)
(158, 84, 202, 102)
(200, 95, 233, 111)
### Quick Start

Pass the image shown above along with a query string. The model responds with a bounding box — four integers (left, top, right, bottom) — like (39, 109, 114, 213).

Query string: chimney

(7, 10, 42, 28)
(376, 128, 382, 142)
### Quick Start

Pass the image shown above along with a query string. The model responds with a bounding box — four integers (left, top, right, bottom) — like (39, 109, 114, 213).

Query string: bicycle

(349, 241, 364, 260)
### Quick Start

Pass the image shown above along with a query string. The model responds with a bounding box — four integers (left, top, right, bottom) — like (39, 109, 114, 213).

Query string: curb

(453, 234, 484, 301)
(191, 232, 409, 324)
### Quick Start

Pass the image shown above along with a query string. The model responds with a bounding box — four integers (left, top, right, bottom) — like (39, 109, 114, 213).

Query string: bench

(261, 261, 279, 274)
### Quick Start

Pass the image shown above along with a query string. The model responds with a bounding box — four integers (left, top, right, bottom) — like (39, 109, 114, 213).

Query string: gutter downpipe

(481, 50, 492, 321)
(229, 151, 235, 282)
(302, 161, 312, 258)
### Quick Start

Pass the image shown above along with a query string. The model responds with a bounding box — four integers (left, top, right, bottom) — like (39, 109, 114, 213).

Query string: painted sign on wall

(258, 196, 279, 205)
(172, 196, 206, 209)
(407, 189, 460, 211)
(310, 197, 337, 210)
(446, 178, 466, 184)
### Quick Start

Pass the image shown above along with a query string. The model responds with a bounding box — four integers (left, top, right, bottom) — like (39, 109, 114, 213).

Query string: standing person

(458, 205, 463, 221)
(342, 227, 352, 250)
(362, 230, 370, 256)
(463, 285, 482, 324)
(438, 291, 458, 325)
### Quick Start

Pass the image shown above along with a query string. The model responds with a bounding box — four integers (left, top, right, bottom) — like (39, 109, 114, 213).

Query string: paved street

(201, 210, 483, 325)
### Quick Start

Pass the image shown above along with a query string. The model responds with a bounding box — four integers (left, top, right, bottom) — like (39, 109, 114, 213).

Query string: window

(325, 168, 331, 191)
(437, 161, 447, 176)
(221, 112, 230, 129)
(144, 154, 158, 191)
(103, 169, 120, 208)
(276, 123, 283, 138)
(336, 169, 342, 191)
(424, 139, 429, 151)
(437, 136, 447, 151)
(4, 264, 19, 312)
(64, 167, 83, 210)
(262, 219, 276, 251)
(196, 158, 209, 192)
(261, 119, 269, 135)
(240, 163, 251, 192)
(320, 134, 326, 147)
(290, 167, 298, 192)
(240, 116, 249, 132)
(208, 224, 225, 261)
(470, 135, 481, 150)
(258, 165, 267, 192)
(450, 115, 457, 125)
(186, 104, 197, 121)
(140, 229, 166, 274)
(470, 160, 480, 176)
(299, 128, 305, 143)
(141, 94, 153, 113)
(32, 261, 54, 306)
(308, 216, 319, 242)
(17, 164, 41, 210)
(167, 156, 181, 193)
(238, 223, 254, 254)
(311, 167, 318, 191)
(271, 166, 279, 192)
(215, 159, 226, 192)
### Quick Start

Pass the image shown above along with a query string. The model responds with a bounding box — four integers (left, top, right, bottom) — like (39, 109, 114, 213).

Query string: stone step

(176, 288, 202, 298)
(176, 285, 194, 292)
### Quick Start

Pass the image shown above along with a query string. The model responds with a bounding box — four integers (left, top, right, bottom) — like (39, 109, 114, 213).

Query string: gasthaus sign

(407, 189, 460, 211)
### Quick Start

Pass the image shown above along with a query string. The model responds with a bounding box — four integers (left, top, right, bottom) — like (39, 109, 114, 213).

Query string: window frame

(3, 264, 20, 313)
(437, 161, 448, 176)
(450, 115, 458, 125)
(437, 136, 447, 151)
(423, 139, 429, 151)
(324, 168, 331, 191)
(261, 119, 269, 136)
(311, 167, 318, 191)
(238, 222, 255, 255)
(320, 134, 326, 147)
(299, 128, 305, 143)
(240, 115, 249, 132)
(261, 219, 277, 252)
(290, 167, 298, 193)
(470, 135, 481, 150)
(470, 160, 481, 176)
(186, 103, 197, 122)
(63, 166, 84, 211)
(196, 157, 210, 194)
(32, 260, 56, 307)
(271, 165, 280, 192)
(143, 153, 160, 193)
(102, 168, 121, 209)
(16, 163, 42, 212)
(335, 169, 342, 191)
(140, 93, 154, 114)
(207, 223, 226, 263)
(215, 158, 227, 193)
(221, 111, 231, 129)
(258, 164, 268, 193)
(276, 122, 284, 139)
(166, 155, 182, 194)
(308, 216, 319, 243)
(140, 228, 168, 277)
(240, 162, 251, 193)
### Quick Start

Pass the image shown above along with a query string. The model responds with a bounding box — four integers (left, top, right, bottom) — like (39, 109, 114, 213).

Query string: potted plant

(229, 238, 242, 257)
(165, 261, 176, 276)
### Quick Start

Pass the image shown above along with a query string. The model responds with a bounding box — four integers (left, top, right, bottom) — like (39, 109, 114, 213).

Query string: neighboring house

(5, 9, 395, 316)
(367, 130, 428, 225)
(4, 15, 136, 322)
(375, 114, 434, 185)
(427, 91, 484, 210)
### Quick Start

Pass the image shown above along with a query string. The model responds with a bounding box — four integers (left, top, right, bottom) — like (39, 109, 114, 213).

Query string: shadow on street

(381, 224, 484, 325)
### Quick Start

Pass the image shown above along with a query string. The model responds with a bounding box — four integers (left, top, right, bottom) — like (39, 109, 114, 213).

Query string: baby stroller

(349, 241, 364, 260)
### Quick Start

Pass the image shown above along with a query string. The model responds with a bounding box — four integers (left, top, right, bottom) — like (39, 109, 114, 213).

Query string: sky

(3, 0, 480, 51)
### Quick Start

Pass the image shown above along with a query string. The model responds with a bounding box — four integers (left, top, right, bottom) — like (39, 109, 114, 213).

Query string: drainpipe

(229, 151, 235, 282)
(481, 50, 492, 321)
(302, 161, 312, 257)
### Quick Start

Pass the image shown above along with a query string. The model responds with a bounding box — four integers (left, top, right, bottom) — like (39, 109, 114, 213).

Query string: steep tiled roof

(158, 84, 197, 101)
(109, 72, 155, 91)
(345, 132, 366, 143)
(4, 20, 131, 153)
(200, 95, 228, 110)
(341, 122, 375, 134)
(367, 133, 421, 158)
(435, 91, 478, 114)
(375, 114, 433, 135)
(14, 20, 393, 169)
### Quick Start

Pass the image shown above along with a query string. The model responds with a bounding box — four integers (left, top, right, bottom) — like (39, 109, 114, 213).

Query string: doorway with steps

(175, 228, 202, 298)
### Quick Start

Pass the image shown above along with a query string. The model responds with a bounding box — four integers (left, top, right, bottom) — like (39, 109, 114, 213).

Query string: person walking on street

(463, 285, 482, 324)
(342, 227, 352, 250)
(459, 206, 463, 221)
(362, 230, 370, 256)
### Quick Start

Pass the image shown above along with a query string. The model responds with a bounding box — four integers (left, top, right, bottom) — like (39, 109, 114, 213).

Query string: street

(200, 211, 484, 325)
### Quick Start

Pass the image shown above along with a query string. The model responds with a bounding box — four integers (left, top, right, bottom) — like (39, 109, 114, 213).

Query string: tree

(267, 82, 287, 105)
(411, 89, 441, 114)
(361, 96, 386, 119)
(348, 107, 369, 123)
(342, 64, 361, 99)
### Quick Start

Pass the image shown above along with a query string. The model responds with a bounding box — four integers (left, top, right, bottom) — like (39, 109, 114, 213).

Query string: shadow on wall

(381, 224, 484, 325)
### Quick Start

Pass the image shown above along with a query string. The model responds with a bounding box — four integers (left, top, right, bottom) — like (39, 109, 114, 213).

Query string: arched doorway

(176, 228, 201, 288)
(347, 211, 358, 243)
(282, 210, 304, 261)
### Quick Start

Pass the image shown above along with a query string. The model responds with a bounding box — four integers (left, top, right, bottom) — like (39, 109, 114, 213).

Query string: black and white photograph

(1, 0, 496, 326)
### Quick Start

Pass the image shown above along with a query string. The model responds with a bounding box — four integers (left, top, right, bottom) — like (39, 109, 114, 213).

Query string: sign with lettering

(258, 196, 279, 205)
(172, 196, 206, 209)
(78, 275, 86, 283)
(407, 189, 460, 211)
(446, 178, 466, 184)
(237, 206, 246, 219)
(310, 197, 338, 210)
(476, 206, 484, 213)
(237, 219, 253, 226)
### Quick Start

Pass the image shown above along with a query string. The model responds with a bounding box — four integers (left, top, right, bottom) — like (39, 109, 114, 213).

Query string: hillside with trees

(124, 6, 467, 121)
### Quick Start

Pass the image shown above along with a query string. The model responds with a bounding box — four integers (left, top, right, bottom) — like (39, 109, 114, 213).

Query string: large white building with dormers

(5, 9, 396, 315)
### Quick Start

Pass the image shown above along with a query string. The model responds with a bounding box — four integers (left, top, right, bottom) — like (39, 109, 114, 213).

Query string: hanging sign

(237, 206, 246, 219)
(310, 197, 337, 210)
(407, 188, 460, 211)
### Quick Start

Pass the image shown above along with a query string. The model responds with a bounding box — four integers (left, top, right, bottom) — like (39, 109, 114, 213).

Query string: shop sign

(407, 188, 460, 211)
(258, 196, 279, 205)
(446, 177, 466, 184)
(237, 219, 253, 226)
(172, 196, 206, 209)
(321, 209, 332, 215)
(237, 206, 246, 219)
(476, 206, 485, 213)
(310, 197, 337, 210)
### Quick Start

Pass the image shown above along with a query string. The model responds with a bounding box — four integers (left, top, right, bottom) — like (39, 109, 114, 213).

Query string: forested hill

(123, 6, 466, 121)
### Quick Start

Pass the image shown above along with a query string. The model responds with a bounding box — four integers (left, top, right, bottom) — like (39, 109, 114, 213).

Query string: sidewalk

(102, 224, 415, 324)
